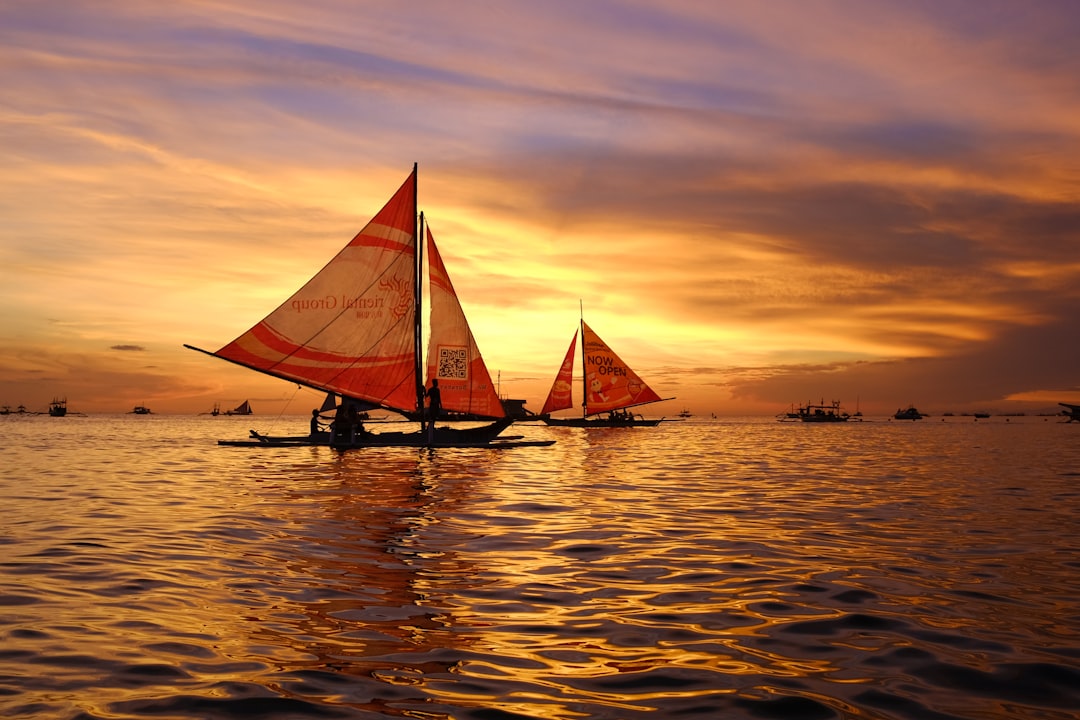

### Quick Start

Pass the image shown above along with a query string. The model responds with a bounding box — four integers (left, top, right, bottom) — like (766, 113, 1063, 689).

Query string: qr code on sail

(437, 346, 468, 380)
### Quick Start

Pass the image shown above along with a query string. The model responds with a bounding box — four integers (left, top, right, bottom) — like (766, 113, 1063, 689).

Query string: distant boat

(894, 406, 924, 421)
(186, 165, 542, 449)
(973, 412, 990, 419)
(787, 399, 849, 423)
(540, 317, 672, 428)
(678, 409, 692, 418)
(500, 398, 547, 422)
(131, 405, 152, 415)
(48, 397, 67, 417)
(224, 400, 253, 416)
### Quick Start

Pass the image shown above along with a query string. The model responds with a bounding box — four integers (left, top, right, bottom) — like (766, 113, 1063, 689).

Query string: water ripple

(1, 415, 1078, 718)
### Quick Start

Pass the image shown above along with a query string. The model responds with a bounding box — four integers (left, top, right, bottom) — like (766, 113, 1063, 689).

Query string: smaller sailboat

(541, 318, 671, 427)
(225, 400, 253, 416)
(48, 397, 67, 417)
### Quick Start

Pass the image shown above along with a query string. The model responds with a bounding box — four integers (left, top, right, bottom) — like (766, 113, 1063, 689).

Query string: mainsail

(540, 330, 577, 415)
(424, 226, 505, 418)
(581, 321, 663, 414)
(190, 171, 420, 415)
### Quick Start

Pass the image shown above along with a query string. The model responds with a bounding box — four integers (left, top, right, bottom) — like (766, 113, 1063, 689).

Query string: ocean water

(1, 413, 1078, 719)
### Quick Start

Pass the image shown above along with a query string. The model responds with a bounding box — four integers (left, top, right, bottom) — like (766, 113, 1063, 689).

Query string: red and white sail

(424, 225, 505, 418)
(206, 170, 419, 415)
(540, 330, 577, 415)
(581, 321, 662, 415)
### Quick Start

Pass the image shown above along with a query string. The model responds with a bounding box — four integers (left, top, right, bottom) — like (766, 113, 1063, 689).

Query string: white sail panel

(213, 171, 419, 414)
(424, 225, 506, 418)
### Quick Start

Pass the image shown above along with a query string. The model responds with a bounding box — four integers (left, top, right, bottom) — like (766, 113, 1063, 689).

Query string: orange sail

(202, 170, 419, 415)
(424, 225, 505, 418)
(581, 321, 662, 415)
(540, 330, 577, 415)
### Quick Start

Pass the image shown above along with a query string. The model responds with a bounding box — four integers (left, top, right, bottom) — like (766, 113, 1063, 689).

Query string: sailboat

(186, 164, 545, 448)
(224, 400, 253, 416)
(540, 318, 672, 427)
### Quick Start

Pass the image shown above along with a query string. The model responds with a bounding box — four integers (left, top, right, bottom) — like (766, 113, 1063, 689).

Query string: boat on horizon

(894, 405, 924, 420)
(223, 400, 253, 416)
(187, 164, 547, 449)
(782, 399, 850, 423)
(131, 405, 152, 414)
(540, 317, 672, 428)
(48, 397, 67, 417)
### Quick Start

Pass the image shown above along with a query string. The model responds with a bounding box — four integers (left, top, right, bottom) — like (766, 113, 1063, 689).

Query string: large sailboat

(187, 165, 544, 448)
(541, 318, 671, 427)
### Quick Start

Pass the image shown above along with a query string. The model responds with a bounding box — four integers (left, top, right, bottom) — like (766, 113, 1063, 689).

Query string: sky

(2, 0, 1079, 417)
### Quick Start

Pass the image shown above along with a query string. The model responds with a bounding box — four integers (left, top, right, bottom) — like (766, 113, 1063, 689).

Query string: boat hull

(218, 419, 544, 448)
(330, 417, 516, 448)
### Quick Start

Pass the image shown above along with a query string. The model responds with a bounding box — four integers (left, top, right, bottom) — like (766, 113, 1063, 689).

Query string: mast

(578, 300, 587, 418)
(413, 164, 426, 431)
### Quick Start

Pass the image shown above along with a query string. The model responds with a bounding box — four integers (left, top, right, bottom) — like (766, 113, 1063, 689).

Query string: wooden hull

(544, 417, 662, 428)
(218, 419, 530, 448)
(330, 416, 516, 448)
(219, 437, 554, 449)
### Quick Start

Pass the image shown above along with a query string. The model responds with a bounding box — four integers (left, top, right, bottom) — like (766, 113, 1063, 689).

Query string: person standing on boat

(426, 379, 442, 443)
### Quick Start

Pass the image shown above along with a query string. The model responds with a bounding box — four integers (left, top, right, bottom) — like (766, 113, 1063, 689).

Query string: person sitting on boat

(310, 408, 333, 441)
(330, 401, 370, 445)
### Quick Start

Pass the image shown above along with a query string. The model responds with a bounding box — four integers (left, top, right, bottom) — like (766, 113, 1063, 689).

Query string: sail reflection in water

(1, 414, 1079, 718)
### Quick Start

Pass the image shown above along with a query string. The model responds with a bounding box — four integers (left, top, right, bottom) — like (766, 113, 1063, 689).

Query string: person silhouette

(426, 379, 442, 443)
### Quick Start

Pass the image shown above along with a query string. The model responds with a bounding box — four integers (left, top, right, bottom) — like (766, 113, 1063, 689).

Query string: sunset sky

(2, 1, 1078, 417)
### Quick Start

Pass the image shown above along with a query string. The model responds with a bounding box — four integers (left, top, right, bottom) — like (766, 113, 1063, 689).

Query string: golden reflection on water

(2, 415, 1079, 718)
